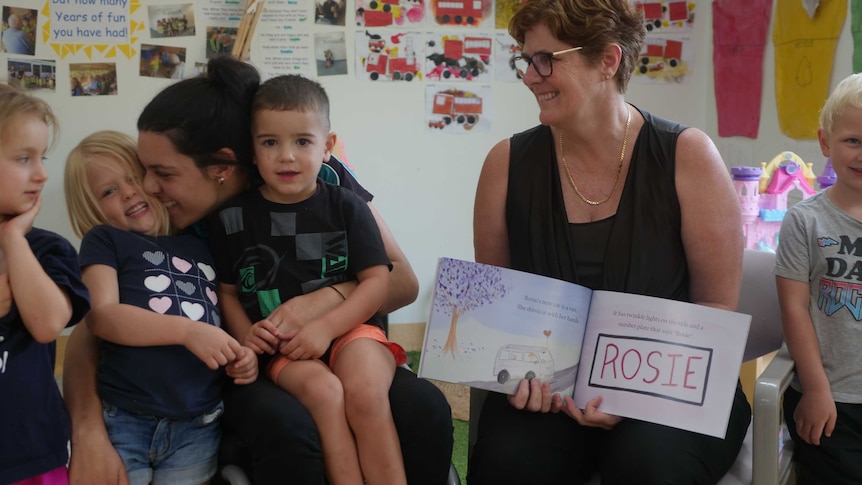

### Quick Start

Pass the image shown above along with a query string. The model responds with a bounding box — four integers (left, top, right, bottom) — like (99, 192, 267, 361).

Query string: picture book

(417, 258, 752, 438)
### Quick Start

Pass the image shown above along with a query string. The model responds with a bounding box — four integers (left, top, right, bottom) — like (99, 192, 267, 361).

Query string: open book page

(418, 257, 591, 396)
(573, 291, 751, 438)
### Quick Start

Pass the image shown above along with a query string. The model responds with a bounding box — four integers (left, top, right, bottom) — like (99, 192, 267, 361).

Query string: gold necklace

(559, 106, 631, 206)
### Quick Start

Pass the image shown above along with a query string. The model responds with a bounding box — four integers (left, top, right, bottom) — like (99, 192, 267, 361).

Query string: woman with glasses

(469, 0, 751, 483)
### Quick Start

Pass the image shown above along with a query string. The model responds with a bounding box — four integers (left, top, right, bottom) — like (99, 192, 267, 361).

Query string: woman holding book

(468, 0, 751, 483)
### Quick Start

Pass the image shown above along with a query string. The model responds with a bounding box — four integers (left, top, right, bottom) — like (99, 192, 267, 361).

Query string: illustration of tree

(433, 258, 509, 357)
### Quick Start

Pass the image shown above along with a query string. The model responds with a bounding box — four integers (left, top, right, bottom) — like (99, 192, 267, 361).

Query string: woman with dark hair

(64, 56, 453, 485)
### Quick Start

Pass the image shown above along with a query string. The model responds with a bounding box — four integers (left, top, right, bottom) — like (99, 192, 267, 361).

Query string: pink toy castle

(732, 151, 820, 252)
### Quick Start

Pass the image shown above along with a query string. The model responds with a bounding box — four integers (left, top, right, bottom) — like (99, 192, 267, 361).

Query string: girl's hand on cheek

(0, 197, 40, 248)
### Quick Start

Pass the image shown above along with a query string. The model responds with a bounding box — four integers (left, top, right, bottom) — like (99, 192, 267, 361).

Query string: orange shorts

(267, 324, 407, 381)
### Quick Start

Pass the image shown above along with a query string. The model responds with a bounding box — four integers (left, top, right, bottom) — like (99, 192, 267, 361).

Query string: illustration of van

(493, 344, 554, 384)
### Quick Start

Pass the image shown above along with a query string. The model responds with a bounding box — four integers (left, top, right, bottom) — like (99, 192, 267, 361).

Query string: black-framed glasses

(513, 46, 583, 78)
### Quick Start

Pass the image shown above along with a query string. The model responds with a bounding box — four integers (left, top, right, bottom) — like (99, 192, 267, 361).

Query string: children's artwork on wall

(7, 57, 55, 91)
(355, 0, 425, 27)
(495, 0, 522, 29)
(635, 0, 696, 33)
(257, 31, 313, 78)
(355, 29, 423, 81)
(69, 62, 117, 96)
(494, 32, 521, 82)
(139, 44, 187, 79)
(147, 3, 195, 38)
(853, 1, 862, 73)
(630, 36, 692, 84)
(205, 26, 237, 58)
(44, 0, 141, 59)
(426, 83, 491, 133)
(424, 32, 491, 82)
(426, 0, 493, 29)
(772, 0, 847, 139)
(315, 31, 347, 76)
(712, 0, 772, 139)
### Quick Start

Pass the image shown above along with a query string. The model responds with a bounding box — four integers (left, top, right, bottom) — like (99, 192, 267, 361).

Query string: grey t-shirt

(775, 190, 862, 403)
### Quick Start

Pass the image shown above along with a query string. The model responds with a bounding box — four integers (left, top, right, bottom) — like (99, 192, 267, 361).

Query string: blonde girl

(64, 131, 257, 485)
(0, 84, 91, 485)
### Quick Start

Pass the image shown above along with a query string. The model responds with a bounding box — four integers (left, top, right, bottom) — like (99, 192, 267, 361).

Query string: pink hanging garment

(712, 0, 773, 138)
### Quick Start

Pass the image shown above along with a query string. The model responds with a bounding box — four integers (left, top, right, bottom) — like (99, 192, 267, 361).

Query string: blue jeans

(103, 401, 223, 485)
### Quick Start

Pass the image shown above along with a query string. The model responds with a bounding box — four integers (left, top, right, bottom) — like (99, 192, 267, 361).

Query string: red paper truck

(636, 38, 682, 74)
(430, 89, 482, 129)
(635, 1, 689, 31)
(427, 36, 491, 80)
(365, 34, 419, 81)
(366, 52, 420, 80)
(434, 0, 484, 26)
(362, 0, 399, 26)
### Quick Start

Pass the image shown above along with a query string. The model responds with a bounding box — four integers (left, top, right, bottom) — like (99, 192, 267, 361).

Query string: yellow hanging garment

(773, 0, 847, 139)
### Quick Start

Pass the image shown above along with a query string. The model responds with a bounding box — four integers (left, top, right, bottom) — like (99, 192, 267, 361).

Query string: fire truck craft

(426, 36, 491, 80)
(430, 89, 482, 130)
(366, 52, 420, 80)
(434, 0, 485, 26)
(359, 0, 424, 26)
(635, 1, 691, 31)
(636, 38, 682, 74)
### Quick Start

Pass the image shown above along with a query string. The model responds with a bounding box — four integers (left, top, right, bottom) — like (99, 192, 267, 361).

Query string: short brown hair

(509, 0, 645, 92)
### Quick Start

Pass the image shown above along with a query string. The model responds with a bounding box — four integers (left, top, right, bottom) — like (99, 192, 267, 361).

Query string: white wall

(22, 1, 850, 324)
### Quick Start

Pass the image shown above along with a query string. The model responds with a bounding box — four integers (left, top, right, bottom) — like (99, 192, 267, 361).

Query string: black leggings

(467, 382, 752, 485)
(784, 387, 862, 485)
(220, 366, 453, 485)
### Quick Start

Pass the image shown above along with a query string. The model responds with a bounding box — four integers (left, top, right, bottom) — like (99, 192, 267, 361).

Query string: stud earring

(217, 177, 225, 186)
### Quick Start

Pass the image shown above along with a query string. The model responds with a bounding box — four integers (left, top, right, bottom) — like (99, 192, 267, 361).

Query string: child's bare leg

(275, 359, 363, 485)
(333, 340, 406, 485)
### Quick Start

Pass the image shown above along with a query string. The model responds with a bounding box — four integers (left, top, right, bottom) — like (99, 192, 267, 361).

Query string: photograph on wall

(205, 26, 237, 58)
(192, 61, 207, 76)
(316, 0, 345, 25)
(630, 36, 693, 84)
(315, 31, 348, 76)
(70, 62, 118, 96)
(426, 0, 493, 29)
(425, 32, 492, 82)
(355, 0, 425, 27)
(355, 29, 423, 82)
(425, 83, 492, 133)
(494, 32, 522, 82)
(1, 6, 37, 56)
(148, 3, 196, 38)
(139, 44, 188, 79)
(636, 0, 696, 34)
(7, 58, 55, 91)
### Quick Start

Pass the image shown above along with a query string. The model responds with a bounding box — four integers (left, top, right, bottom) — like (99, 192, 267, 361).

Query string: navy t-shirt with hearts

(79, 225, 224, 419)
